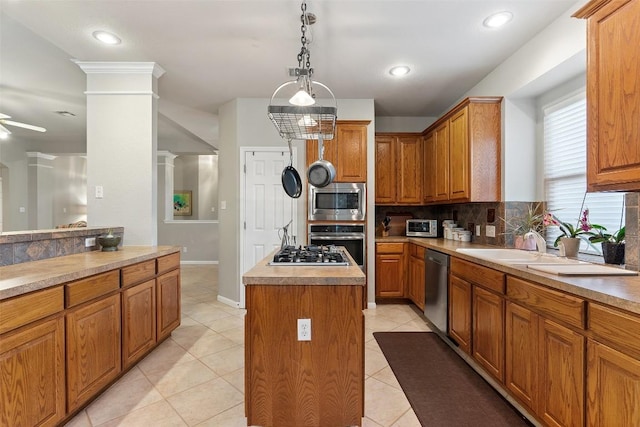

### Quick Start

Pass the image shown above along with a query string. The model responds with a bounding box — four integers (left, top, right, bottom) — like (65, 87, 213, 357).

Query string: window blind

(543, 92, 625, 254)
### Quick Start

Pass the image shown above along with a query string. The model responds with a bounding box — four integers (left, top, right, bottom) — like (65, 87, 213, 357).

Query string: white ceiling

(0, 0, 582, 153)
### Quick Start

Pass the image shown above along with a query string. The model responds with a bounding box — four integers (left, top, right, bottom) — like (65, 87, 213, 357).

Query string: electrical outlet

(297, 318, 311, 341)
(85, 237, 96, 247)
(95, 185, 104, 199)
(476, 225, 481, 236)
(182, 247, 187, 253)
(486, 225, 496, 238)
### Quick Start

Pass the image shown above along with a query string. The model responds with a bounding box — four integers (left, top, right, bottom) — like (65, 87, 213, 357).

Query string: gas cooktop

(269, 245, 350, 266)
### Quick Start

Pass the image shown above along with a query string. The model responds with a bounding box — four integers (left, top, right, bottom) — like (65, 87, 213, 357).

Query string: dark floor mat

(373, 332, 531, 427)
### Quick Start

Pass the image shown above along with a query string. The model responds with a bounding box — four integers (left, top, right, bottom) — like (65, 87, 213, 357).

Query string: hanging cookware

(281, 139, 302, 198)
(307, 135, 336, 188)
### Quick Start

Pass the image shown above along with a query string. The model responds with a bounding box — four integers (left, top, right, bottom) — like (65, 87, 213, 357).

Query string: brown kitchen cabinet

(448, 274, 472, 354)
(506, 276, 585, 427)
(407, 244, 426, 310)
(422, 132, 436, 203)
(574, 0, 640, 191)
(422, 97, 502, 204)
(0, 316, 66, 427)
(157, 268, 181, 340)
(375, 133, 423, 204)
(122, 279, 157, 369)
(66, 293, 122, 412)
(449, 257, 505, 380)
(307, 120, 369, 183)
(375, 242, 406, 298)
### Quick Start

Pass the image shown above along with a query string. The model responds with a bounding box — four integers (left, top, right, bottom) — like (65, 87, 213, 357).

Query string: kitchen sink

(455, 248, 587, 266)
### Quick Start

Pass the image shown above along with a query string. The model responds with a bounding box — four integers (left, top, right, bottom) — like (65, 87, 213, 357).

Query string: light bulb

(483, 11, 513, 28)
(297, 115, 317, 127)
(93, 31, 122, 45)
(289, 89, 315, 106)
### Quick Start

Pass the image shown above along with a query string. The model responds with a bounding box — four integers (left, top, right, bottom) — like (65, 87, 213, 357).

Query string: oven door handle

(309, 235, 365, 240)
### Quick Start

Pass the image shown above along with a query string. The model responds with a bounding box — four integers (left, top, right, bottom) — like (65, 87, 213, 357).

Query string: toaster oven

(406, 219, 439, 237)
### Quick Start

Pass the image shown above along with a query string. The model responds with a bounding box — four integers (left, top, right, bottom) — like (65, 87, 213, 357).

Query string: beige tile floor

(65, 264, 431, 427)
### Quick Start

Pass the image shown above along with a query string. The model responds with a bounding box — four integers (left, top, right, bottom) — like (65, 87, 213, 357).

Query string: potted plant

(544, 209, 591, 258)
(586, 225, 626, 265)
(502, 203, 545, 250)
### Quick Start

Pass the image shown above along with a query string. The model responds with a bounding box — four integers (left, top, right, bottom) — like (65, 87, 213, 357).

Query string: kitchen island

(242, 249, 366, 427)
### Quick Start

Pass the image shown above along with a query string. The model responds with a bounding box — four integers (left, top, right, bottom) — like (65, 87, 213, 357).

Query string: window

(543, 91, 625, 254)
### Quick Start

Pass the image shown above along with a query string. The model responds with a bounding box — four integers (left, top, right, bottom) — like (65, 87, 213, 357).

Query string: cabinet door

(472, 286, 504, 382)
(587, 339, 640, 427)
(538, 318, 584, 427)
(0, 317, 65, 427)
(448, 275, 471, 354)
(505, 302, 538, 411)
(434, 122, 450, 201)
(580, 0, 640, 191)
(336, 123, 367, 182)
(449, 107, 469, 200)
(67, 294, 121, 412)
(375, 254, 404, 298)
(375, 135, 397, 203)
(157, 269, 181, 340)
(397, 136, 423, 204)
(408, 254, 425, 311)
(122, 279, 157, 369)
(422, 132, 435, 203)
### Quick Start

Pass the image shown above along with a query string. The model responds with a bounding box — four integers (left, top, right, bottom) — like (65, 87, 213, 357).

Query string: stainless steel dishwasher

(424, 249, 449, 334)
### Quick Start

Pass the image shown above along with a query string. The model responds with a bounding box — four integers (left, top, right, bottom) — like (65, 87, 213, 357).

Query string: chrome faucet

(524, 230, 547, 254)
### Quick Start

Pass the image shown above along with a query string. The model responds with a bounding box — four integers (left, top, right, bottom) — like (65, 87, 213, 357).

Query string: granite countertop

(243, 248, 366, 286)
(0, 246, 181, 300)
(376, 236, 640, 315)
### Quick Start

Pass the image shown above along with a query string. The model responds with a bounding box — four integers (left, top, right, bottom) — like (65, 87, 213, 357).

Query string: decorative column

(75, 62, 165, 245)
(157, 151, 177, 221)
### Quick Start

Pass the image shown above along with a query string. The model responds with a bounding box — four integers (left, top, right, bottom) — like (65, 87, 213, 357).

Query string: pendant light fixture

(268, 0, 337, 141)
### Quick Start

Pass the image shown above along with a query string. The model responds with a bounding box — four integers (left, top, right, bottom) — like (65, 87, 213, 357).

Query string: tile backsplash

(0, 227, 124, 266)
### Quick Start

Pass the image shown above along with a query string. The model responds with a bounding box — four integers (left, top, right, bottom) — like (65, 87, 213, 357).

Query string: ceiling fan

(0, 113, 47, 139)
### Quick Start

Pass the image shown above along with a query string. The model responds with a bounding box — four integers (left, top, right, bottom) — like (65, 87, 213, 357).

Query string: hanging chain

(296, 1, 312, 76)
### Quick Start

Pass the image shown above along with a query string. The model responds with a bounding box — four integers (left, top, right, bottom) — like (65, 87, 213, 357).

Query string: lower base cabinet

(157, 269, 181, 340)
(473, 286, 504, 382)
(505, 301, 584, 427)
(0, 317, 66, 427)
(448, 275, 472, 354)
(587, 340, 640, 426)
(408, 245, 426, 310)
(66, 294, 122, 412)
(122, 280, 156, 369)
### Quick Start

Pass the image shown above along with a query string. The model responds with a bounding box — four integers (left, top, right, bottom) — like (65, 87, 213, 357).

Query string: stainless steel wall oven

(308, 223, 365, 270)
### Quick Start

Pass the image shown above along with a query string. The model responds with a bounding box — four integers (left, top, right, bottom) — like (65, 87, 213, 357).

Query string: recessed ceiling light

(389, 66, 411, 77)
(92, 30, 121, 45)
(483, 11, 513, 28)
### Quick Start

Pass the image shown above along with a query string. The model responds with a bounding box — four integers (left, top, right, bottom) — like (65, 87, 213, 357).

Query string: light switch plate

(476, 225, 481, 236)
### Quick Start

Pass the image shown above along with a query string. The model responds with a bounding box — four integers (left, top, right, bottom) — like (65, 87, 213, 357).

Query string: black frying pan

(282, 139, 302, 198)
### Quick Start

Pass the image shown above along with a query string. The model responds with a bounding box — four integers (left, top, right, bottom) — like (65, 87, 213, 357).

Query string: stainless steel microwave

(308, 183, 366, 221)
(406, 219, 438, 237)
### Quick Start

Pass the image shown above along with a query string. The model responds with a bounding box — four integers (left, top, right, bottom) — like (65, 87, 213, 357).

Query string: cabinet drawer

(451, 257, 505, 294)
(157, 252, 180, 275)
(507, 276, 585, 329)
(121, 260, 156, 287)
(66, 270, 120, 308)
(0, 287, 64, 334)
(376, 242, 405, 254)
(589, 303, 640, 359)
(410, 244, 426, 259)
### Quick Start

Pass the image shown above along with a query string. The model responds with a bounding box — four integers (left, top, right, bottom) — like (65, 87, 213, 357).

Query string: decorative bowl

(97, 234, 121, 252)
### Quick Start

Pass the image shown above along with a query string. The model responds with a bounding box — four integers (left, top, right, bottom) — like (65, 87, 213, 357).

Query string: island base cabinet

(0, 317, 65, 427)
(66, 294, 122, 413)
(245, 285, 364, 427)
(587, 340, 640, 427)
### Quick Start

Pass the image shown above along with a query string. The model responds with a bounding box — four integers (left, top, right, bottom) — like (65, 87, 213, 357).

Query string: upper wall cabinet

(375, 133, 423, 205)
(423, 97, 502, 204)
(306, 121, 369, 183)
(574, 0, 640, 192)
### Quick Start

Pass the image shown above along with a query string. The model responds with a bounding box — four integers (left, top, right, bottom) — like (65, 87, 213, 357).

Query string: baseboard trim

(217, 294, 240, 308)
(180, 260, 219, 265)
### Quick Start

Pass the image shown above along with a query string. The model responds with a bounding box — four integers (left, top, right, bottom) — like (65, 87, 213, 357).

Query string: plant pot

(97, 234, 121, 252)
(558, 237, 580, 258)
(602, 242, 625, 265)
(515, 235, 537, 251)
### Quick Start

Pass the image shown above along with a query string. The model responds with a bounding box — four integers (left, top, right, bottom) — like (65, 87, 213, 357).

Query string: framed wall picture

(173, 190, 192, 216)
